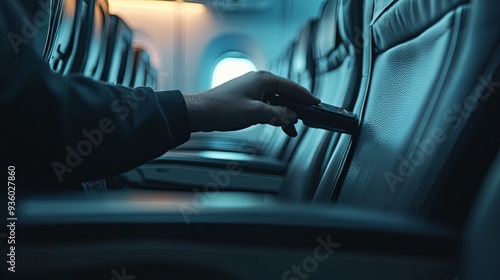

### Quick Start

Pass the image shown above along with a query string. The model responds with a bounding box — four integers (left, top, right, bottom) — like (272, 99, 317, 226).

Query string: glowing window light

(211, 57, 257, 88)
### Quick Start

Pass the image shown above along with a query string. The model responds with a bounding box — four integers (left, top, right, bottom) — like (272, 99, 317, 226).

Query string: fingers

(261, 71, 321, 105)
(252, 101, 299, 137)
(282, 124, 298, 137)
(253, 101, 297, 125)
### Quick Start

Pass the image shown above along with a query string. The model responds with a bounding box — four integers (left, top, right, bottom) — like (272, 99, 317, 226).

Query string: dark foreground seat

(146, 65, 157, 90)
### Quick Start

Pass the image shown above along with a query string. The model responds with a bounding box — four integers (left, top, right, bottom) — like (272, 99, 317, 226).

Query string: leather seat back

(269, 41, 293, 79)
(101, 15, 134, 86)
(274, 21, 321, 161)
(312, 0, 365, 202)
(146, 66, 157, 90)
(264, 22, 318, 160)
(331, 0, 500, 219)
(130, 47, 150, 88)
(289, 20, 318, 92)
(78, 0, 110, 79)
(280, 42, 295, 79)
(279, 0, 364, 200)
(69, 0, 99, 74)
(313, 0, 362, 108)
(45, 0, 89, 74)
(258, 42, 296, 157)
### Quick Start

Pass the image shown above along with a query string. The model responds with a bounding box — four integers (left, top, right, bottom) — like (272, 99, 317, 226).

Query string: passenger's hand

(183, 71, 320, 137)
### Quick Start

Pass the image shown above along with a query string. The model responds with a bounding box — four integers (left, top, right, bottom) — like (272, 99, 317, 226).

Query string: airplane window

(211, 55, 257, 88)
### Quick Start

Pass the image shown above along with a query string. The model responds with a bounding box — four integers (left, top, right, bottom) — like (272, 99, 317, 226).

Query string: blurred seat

(101, 14, 134, 86)
(289, 20, 318, 92)
(70, 0, 110, 79)
(18, 0, 102, 76)
(280, 0, 364, 200)
(44, 0, 92, 74)
(259, 20, 320, 162)
(17, 0, 54, 60)
(146, 66, 157, 90)
(309, 0, 365, 202)
(130, 47, 150, 88)
(279, 41, 295, 79)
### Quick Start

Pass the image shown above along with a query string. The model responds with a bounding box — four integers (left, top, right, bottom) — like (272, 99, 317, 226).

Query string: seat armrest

(18, 190, 457, 257)
(116, 151, 288, 193)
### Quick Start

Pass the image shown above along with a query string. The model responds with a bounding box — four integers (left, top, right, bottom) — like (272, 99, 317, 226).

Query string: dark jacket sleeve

(0, 1, 190, 191)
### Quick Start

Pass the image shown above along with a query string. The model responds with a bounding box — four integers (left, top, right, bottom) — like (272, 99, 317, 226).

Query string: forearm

(1, 1, 190, 187)
(2, 73, 190, 185)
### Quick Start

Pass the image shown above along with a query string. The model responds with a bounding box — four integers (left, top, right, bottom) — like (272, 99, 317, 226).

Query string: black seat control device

(264, 94, 359, 134)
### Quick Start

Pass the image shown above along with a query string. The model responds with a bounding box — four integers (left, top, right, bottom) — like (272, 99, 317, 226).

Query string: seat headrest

(371, 0, 466, 53)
